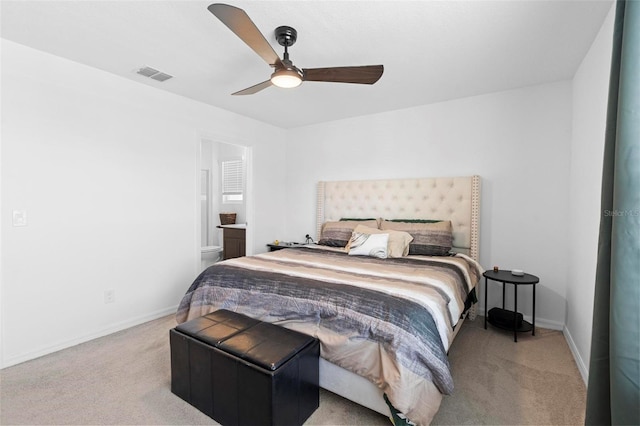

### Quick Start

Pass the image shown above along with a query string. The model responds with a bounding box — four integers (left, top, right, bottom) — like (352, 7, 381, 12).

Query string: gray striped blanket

(176, 246, 481, 424)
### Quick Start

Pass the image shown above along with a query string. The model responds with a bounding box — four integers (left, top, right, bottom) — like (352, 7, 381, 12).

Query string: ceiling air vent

(135, 66, 173, 82)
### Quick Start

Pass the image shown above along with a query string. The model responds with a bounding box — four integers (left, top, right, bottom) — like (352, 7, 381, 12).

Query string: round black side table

(483, 270, 539, 342)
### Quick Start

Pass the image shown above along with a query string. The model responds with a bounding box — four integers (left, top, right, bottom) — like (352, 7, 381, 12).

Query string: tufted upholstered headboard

(316, 176, 481, 261)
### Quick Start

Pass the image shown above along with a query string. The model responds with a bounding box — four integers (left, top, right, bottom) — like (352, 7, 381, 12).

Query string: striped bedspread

(176, 246, 481, 424)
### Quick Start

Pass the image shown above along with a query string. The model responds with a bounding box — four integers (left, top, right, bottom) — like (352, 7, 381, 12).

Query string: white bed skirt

(319, 358, 390, 417)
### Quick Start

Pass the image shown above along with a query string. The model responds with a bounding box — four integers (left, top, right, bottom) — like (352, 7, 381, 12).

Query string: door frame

(195, 131, 254, 274)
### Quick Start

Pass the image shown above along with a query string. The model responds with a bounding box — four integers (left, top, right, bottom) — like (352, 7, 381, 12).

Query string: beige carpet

(0, 314, 586, 425)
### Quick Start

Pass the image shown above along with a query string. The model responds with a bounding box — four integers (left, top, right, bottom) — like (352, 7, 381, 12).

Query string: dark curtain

(585, 1, 640, 425)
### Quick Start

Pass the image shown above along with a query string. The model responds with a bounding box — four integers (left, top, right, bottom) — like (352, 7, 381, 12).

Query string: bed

(176, 176, 482, 425)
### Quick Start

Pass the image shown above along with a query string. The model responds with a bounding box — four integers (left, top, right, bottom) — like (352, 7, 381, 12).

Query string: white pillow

(348, 233, 389, 259)
(345, 225, 413, 257)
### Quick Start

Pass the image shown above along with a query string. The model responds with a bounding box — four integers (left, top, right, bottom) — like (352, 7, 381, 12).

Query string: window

(222, 159, 244, 203)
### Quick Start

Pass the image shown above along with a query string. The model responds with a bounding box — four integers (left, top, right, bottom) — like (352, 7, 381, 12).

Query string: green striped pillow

(318, 220, 379, 247)
(380, 220, 453, 256)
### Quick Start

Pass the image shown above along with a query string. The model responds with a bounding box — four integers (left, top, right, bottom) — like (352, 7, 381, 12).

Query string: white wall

(0, 40, 287, 368)
(285, 81, 573, 329)
(565, 4, 615, 383)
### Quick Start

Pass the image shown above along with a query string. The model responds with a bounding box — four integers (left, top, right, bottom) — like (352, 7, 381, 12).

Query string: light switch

(12, 210, 27, 227)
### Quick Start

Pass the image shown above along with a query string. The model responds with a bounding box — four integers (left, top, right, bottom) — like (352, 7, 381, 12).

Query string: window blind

(222, 159, 243, 195)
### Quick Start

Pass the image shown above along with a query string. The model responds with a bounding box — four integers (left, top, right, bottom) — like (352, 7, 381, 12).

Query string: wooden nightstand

(218, 224, 246, 259)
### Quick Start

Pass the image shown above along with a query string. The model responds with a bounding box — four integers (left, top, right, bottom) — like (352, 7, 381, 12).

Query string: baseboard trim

(530, 317, 564, 331)
(563, 325, 589, 385)
(1, 305, 178, 369)
(5, 304, 591, 388)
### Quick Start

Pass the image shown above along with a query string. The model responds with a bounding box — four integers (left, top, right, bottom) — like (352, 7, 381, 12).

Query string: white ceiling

(1, 0, 612, 129)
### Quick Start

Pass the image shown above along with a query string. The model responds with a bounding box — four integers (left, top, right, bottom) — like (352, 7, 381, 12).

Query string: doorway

(197, 136, 253, 272)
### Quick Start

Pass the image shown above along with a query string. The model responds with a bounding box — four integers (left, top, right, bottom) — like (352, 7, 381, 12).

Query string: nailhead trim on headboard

(316, 181, 325, 240)
(470, 175, 481, 262)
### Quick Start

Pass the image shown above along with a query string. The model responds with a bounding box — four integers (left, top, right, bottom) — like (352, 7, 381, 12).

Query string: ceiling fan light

(270, 68, 302, 88)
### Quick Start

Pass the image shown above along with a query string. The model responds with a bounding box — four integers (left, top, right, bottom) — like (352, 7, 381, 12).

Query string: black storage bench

(170, 309, 319, 426)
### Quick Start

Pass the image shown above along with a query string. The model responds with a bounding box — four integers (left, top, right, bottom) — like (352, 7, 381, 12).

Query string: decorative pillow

(380, 220, 453, 256)
(318, 220, 378, 247)
(345, 225, 413, 257)
(340, 217, 382, 228)
(348, 232, 389, 259)
(388, 219, 442, 223)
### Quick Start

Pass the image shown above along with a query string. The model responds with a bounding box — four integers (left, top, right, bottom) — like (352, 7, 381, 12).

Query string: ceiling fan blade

(302, 65, 384, 84)
(232, 80, 273, 96)
(208, 4, 284, 68)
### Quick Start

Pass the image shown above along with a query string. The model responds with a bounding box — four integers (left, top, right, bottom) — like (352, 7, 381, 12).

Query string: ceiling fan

(207, 3, 384, 95)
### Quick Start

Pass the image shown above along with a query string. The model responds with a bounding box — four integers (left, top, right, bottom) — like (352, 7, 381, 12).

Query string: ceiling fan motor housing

(275, 26, 297, 47)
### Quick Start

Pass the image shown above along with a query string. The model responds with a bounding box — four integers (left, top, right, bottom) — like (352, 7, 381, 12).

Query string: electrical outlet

(104, 289, 115, 304)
